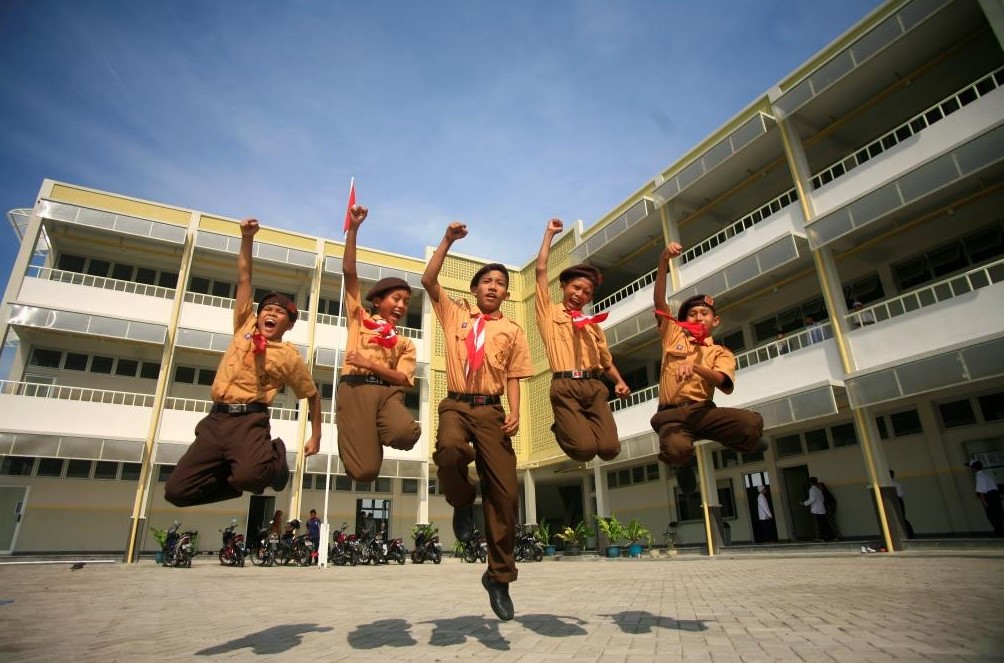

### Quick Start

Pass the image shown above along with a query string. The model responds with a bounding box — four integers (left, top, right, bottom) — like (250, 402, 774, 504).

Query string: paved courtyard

(0, 550, 1002, 662)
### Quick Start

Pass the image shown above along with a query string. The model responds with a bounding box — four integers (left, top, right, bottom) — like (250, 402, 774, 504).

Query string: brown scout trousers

(165, 411, 285, 506)
(550, 377, 620, 462)
(336, 381, 421, 483)
(649, 401, 763, 466)
(433, 397, 519, 584)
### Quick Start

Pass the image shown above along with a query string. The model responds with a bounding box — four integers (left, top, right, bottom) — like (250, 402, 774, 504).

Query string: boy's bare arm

(235, 218, 259, 313)
(605, 361, 631, 399)
(421, 222, 468, 305)
(303, 390, 322, 456)
(501, 377, 521, 436)
(653, 243, 683, 315)
(343, 205, 368, 298)
(535, 218, 563, 291)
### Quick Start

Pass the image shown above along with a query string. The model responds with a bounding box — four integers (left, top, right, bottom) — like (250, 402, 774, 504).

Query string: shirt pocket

(486, 330, 514, 370)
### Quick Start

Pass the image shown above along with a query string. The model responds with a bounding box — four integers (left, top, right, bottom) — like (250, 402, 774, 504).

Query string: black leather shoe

(481, 572, 514, 621)
(452, 504, 475, 542)
(270, 440, 290, 492)
(676, 464, 697, 495)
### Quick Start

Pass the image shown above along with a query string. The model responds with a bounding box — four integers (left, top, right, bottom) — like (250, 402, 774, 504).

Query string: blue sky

(0, 0, 883, 276)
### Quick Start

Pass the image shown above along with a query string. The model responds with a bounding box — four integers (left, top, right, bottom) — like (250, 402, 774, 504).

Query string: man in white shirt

(803, 477, 835, 541)
(757, 486, 775, 542)
(969, 460, 1003, 537)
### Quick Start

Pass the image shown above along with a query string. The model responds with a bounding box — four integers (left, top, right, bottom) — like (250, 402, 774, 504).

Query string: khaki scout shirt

(431, 295, 533, 395)
(340, 287, 417, 386)
(534, 281, 612, 373)
(211, 299, 318, 405)
(657, 317, 735, 406)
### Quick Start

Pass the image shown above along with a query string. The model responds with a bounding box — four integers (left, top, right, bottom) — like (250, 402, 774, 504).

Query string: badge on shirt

(676, 344, 684, 351)
(244, 333, 252, 340)
(461, 322, 468, 328)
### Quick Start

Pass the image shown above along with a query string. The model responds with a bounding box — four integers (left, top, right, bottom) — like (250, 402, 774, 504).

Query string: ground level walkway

(0, 547, 1001, 661)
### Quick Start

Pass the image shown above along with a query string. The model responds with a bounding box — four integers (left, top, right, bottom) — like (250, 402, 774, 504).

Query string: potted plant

(534, 521, 555, 556)
(149, 527, 168, 564)
(624, 519, 653, 558)
(553, 521, 594, 556)
(595, 514, 628, 558)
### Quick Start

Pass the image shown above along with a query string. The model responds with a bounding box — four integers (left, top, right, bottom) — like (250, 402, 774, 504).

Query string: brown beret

(366, 277, 412, 303)
(559, 263, 603, 289)
(677, 294, 715, 320)
(257, 292, 298, 323)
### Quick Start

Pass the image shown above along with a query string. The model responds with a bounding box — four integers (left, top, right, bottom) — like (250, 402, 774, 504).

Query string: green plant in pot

(624, 519, 653, 557)
(553, 521, 594, 555)
(149, 527, 168, 563)
(595, 514, 628, 558)
(534, 521, 555, 556)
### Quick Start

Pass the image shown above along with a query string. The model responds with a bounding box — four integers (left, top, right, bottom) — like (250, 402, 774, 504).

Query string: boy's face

(686, 305, 720, 333)
(374, 289, 411, 326)
(471, 269, 509, 314)
(560, 277, 595, 311)
(257, 304, 294, 340)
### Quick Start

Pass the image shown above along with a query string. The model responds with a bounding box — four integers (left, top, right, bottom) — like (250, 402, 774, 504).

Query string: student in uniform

(421, 222, 533, 622)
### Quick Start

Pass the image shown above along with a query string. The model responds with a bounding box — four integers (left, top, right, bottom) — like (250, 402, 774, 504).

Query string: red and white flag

(342, 178, 356, 233)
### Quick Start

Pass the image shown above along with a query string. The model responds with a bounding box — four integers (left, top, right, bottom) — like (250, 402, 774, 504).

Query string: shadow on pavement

(418, 615, 509, 651)
(194, 623, 334, 656)
(515, 613, 588, 637)
(601, 610, 708, 634)
(347, 618, 418, 649)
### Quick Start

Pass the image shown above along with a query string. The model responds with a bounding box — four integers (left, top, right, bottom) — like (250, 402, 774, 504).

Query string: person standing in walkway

(422, 221, 533, 622)
(803, 477, 835, 541)
(889, 470, 914, 539)
(805, 316, 824, 345)
(534, 218, 630, 462)
(337, 204, 421, 483)
(757, 486, 775, 542)
(306, 509, 322, 563)
(969, 460, 1004, 537)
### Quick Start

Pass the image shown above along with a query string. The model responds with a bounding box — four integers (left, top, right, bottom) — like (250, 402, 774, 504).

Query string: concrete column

(695, 443, 724, 555)
(418, 462, 430, 526)
(523, 470, 538, 526)
(915, 401, 968, 533)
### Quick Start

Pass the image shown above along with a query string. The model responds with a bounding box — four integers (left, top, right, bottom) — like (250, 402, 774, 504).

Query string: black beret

(677, 294, 716, 320)
(366, 277, 412, 303)
(559, 263, 603, 289)
(257, 292, 298, 323)
(470, 263, 509, 289)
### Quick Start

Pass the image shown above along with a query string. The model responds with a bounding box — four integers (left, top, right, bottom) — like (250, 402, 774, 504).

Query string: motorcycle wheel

(532, 548, 543, 562)
(514, 546, 524, 562)
(394, 552, 406, 565)
(411, 550, 422, 564)
(478, 550, 487, 563)
(463, 548, 476, 563)
(218, 548, 229, 566)
(249, 546, 266, 566)
(432, 550, 442, 564)
(161, 551, 175, 568)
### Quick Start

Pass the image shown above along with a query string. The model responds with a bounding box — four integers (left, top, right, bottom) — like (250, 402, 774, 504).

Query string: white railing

(810, 66, 1004, 190)
(844, 258, 1004, 329)
(0, 380, 156, 406)
(735, 323, 834, 371)
(314, 311, 422, 339)
(29, 266, 176, 300)
(183, 291, 236, 310)
(610, 384, 659, 413)
(592, 269, 659, 313)
(163, 396, 301, 421)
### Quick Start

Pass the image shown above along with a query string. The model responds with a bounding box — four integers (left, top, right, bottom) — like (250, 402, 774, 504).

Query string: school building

(1, 0, 1003, 557)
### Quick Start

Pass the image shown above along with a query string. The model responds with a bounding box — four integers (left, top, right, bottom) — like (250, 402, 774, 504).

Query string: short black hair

(470, 263, 509, 290)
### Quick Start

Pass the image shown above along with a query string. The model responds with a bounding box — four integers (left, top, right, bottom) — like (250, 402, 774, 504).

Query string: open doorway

(781, 465, 815, 541)
(743, 471, 776, 543)
(356, 498, 391, 538)
(247, 495, 276, 540)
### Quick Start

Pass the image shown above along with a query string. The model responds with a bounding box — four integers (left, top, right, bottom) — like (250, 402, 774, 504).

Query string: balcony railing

(162, 396, 301, 421)
(844, 258, 1004, 329)
(0, 380, 156, 406)
(810, 66, 1004, 190)
(610, 383, 659, 413)
(183, 291, 236, 310)
(29, 266, 176, 300)
(592, 269, 659, 313)
(311, 312, 422, 339)
(735, 323, 834, 371)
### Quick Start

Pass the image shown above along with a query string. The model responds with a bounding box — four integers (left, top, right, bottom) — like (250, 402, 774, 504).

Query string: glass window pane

(302, 473, 313, 489)
(618, 469, 630, 486)
(86, 259, 110, 277)
(402, 479, 418, 494)
(646, 463, 660, 481)
(938, 400, 977, 428)
(136, 267, 156, 285)
(64, 352, 88, 371)
(374, 478, 392, 493)
(140, 362, 161, 380)
(197, 369, 216, 386)
(876, 417, 889, 440)
(977, 392, 1004, 422)
(91, 356, 114, 374)
(121, 463, 141, 481)
(94, 461, 118, 480)
(30, 349, 62, 368)
(57, 254, 86, 272)
(805, 429, 829, 453)
(632, 466, 645, 483)
(174, 366, 196, 384)
(66, 459, 92, 478)
(190, 276, 211, 294)
(36, 457, 64, 477)
(776, 434, 803, 457)
(831, 423, 858, 447)
(157, 465, 174, 482)
(607, 471, 618, 489)
(355, 482, 371, 492)
(112, 263, 134, 281)
(115, 359, 139, 377)
(335, 475, 353, 491)
(158, 272, 179, 289)
(890, 410, 923, 437)
(1, 456, 34, 476)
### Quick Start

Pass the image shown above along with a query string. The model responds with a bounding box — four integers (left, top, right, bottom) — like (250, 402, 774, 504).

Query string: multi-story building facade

(1, 0, 1002, 557)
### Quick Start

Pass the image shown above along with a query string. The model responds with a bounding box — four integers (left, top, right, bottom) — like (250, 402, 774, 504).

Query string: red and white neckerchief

(565, 309, 609, 329)
(654, 309, 709, 345)
(251, 332, 268, 355)
(362, 316, 398, 348)
(464, 314, 487, 380)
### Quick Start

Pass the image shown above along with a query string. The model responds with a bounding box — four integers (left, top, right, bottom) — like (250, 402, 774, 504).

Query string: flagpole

(319, 176, 354, 568)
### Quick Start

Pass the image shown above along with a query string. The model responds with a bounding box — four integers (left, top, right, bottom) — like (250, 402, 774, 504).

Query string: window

(157, 465, 174, 482)
(775, 434, 802, 458)
(115, 359, 139, 377)
(112, 263, 134, 281)
(197, 369, 216, 386)
(607, 471, 618, 489)
(320, 383, 334, 399)
(64, 353, 88, 371)
(805, 429, 829, 453)
(57, 253, 85, 273)
(742, 449, 765, 463)
(939, 400, 978, 428)
(428, 479, 441, 495)
(175, 366, 196, 384)
(121, 463, 141, 481)
(213, 281, 234, 298)
(720, 330, 745, 353)
(36, 458, 64, 477)
(355, 482, 372, 492)
(335, 475, 353, 491)
(136, 267, 157, 285)
(646, 463, 660, 481)
(720, 450, 738, 468)
(717, 479, 736, 519)
(402, 479, 419, 494)
(618, 469, 630, 486)
(876, 416, 890, 439)
(632, 466, 645, 483)
(140, 362, 161, 380)
(30, 349, 62, 368)
(86, 259, 110, 277)
(842, 272, 884, 306)
(302, 473, 313, 489)
(978, 392, 1004, 422)
(94, 461, 118, 480)
(190, 277, 211, 294)
(158, 272, 178, 289)
(66, 460, 92, 479)
(91, 356, 114, 374)
(889, 410, 922, 437)
(374, 477, 392, 493)
(831, 423, 858, 448)
(1, 456, 34, 476)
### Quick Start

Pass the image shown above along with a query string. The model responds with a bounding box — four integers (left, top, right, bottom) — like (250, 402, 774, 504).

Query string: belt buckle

(472, 395, 488, 405)
(229, 403, 248, 414)
(570, 370, 585, 379)
(366, 375, 379, 384)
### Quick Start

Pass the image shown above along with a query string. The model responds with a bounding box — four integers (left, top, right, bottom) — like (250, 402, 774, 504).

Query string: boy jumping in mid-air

(165, 218, 321, 507)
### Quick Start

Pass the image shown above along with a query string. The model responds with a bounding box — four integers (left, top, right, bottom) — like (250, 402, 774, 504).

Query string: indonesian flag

(343, 178, 356, 232)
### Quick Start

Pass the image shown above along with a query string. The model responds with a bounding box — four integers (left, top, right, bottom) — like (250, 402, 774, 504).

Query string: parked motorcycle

(460, 529, 488, 563)
(248, 526, 276, 567)
(385, 534, 407, 565)
(359, 529, 389, 565)
(411, 527, 442, 564)
(218, 519, 246, 567)
(161, 521, 197, 568)
(514, 525, 544, 562)
(275, 519, 313, 566)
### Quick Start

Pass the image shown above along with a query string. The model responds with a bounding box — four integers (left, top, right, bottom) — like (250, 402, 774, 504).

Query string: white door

(0, 486, 28, 554)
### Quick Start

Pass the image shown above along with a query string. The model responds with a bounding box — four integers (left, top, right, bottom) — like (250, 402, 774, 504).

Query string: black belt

(212, 402, 269, 414)
(447, 392, 501, 406)
(553, 370, 603, 380)
(341, 374, 390, 387)
(658, 401, 703, 412)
